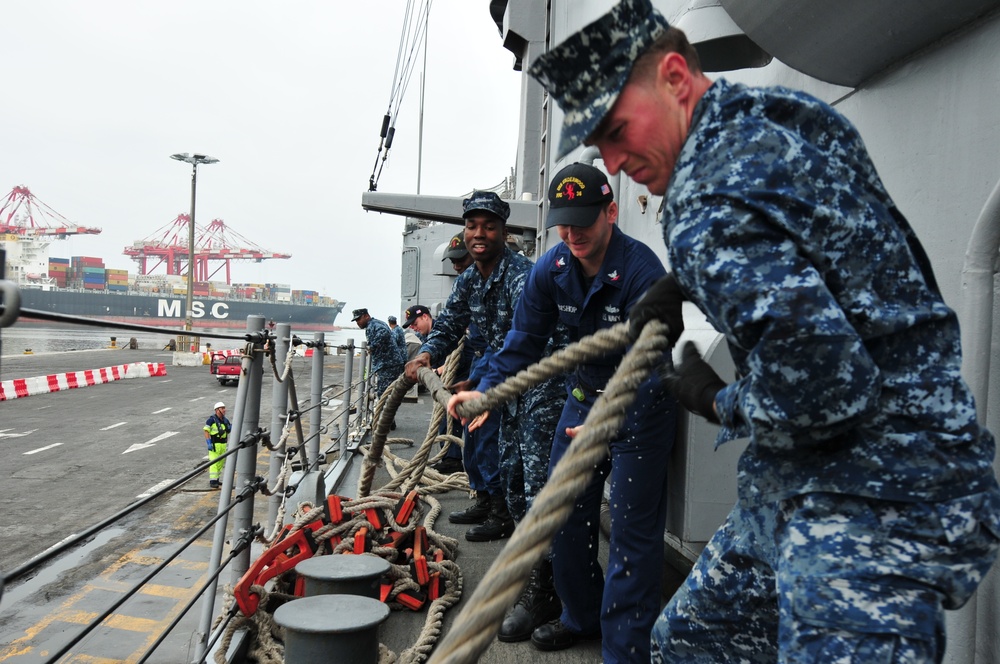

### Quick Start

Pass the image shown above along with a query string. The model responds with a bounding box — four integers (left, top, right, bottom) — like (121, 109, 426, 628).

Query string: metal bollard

(274, 595, 389, 664)
(295, 555, 390, 599)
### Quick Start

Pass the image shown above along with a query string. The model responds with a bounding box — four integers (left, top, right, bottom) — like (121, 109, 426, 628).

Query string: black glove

(629, 274, 684, 346)
(663, 341, 726, 424)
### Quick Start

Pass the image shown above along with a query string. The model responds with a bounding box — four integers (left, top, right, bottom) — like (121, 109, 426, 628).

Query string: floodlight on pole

(170, 152, 219, 349)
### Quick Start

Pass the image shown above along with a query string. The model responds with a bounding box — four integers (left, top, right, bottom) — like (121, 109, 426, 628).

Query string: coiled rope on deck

(233, 321, 667, 664)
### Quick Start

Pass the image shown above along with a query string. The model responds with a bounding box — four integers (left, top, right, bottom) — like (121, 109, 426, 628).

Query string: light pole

(170, 152, 219, 352)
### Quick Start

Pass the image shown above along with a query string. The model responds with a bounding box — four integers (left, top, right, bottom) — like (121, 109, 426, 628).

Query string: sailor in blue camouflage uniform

(432, 234, 485, 476)
(353, 308, 406, 399)
(529, 0, 1000, 662)
(387, 315, 406, 356)
(405, 191, 566, 543)
(450, 163, 678, 660)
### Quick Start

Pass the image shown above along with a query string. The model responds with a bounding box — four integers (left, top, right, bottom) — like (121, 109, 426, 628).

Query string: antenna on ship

(368, 0, 433, 192)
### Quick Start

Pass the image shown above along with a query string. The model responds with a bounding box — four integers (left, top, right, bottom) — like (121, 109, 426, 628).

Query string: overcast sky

(1, 1, 522, 324)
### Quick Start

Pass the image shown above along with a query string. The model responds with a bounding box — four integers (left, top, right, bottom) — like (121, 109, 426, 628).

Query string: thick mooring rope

(359, 375, 415, 497)
(427, 320, 669, 664)
(360, 342, 464, 498)
(452, 322, 638, 420)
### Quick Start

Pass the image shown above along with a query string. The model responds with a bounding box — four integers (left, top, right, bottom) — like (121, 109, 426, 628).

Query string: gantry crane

(122, 215, 291, 284)
(0, 186, 102, 284)
(0, 186, 102, 237)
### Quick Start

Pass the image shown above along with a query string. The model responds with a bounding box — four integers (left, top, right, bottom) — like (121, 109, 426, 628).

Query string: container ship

(12, 254, 344, 330)
(1, 189, 345, 331)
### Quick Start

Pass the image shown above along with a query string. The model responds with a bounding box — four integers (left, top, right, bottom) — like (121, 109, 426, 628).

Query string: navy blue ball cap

(442, 233, 469, 260)
(462, 190, 510, 222)
(402, 305, 430, 328)
(546, 163, 614, 228)
(350, 308, 368, 321)
(527, 0, 670, 159)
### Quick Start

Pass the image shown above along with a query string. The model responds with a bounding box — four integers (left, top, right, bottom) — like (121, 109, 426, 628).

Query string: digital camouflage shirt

(665, 78, 998, 504)
(365, 317, 406, 376)
(420, 246, 532, 363)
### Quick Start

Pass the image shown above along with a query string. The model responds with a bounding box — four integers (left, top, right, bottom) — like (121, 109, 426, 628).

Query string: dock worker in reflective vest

(203, 402, 231, 489)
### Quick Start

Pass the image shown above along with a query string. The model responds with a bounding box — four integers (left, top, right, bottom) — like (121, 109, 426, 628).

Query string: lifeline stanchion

(231, 320, 268, 586)
(427, 320, 670, 664)
(308, 331, 325, 467)
(267, 322, 292, 529)
(341, 337, 355, 455)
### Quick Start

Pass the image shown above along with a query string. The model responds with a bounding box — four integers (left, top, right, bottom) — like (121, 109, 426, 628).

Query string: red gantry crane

(123, 215, 291, 285)
(0, 186, 102, 237)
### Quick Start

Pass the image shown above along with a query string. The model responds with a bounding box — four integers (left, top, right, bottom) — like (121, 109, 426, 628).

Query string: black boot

(465, 493, 515, 542)
(498, 558, 561, 642)
(448, 491, 491, 524)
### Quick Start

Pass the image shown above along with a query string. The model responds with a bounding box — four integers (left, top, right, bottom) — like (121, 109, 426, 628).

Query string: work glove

(629, 274, 685, 347)
(663, 341, 726, 424)
(206, 440, 214, 451)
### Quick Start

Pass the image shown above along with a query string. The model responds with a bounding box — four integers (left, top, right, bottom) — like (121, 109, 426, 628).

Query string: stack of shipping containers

(292, 289, 319, 304)
(69, 256, 105, 290)
(106, 268, 128, 292)
(48, 257, 69, 287)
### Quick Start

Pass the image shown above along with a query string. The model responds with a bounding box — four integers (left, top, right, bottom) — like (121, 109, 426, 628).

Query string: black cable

(8, 307, 247, 341)
(369, 0, 433, 191)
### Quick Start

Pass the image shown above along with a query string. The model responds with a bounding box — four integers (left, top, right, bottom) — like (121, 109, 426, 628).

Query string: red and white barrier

(0, 362, 167, 402)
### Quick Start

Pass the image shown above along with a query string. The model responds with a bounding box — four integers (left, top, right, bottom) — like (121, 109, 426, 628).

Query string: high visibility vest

(204, 416, 230, 444)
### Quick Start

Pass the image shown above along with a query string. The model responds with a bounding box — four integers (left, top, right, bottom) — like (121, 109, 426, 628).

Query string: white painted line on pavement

(152, 407, 172, 414)
(123, 431, 180, 454)
(101, 422, 127, 431)
(24, 443, 63, 455)
(189, 396, 206, 402)
(137, 479, 175, 498)
(0, 429, 36, 439)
